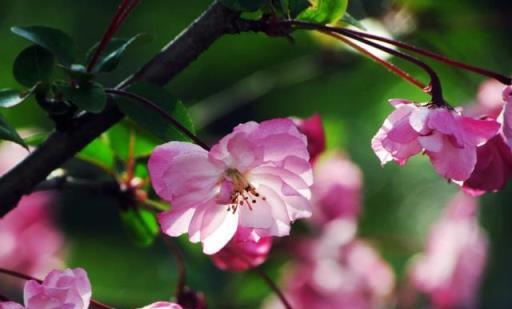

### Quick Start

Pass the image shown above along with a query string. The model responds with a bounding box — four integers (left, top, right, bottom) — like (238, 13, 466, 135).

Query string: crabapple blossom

(149, 119, 313, 254)
(372, 99, 500, 181)
(0, 268, 91, 309)
(0, 143, 63, 281)
(210, 227, 272, 271)
(409, 193, 488, 309)
(265, 220, 394, 309)
(462, 85, 512, 195)
(139, 302, 183, 309)
(311, 152, 362, 224)
(292, 114, 326, 162)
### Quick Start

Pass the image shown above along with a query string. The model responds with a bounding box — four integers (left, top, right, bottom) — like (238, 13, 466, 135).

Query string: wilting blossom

(0, 268, 92, 309)
(265, 220, 395, 309)
(372, 99, 500, 181)
(0, 143, 63, 281)
(139, 302, 183, 309)
(210, 227, 273, 271)
(409, 193, 488, 309)
(149, 119, 313, 254)
(463, 86, 512, 195)
(311, 152, 362, 224)
(292, 114, 326, 162)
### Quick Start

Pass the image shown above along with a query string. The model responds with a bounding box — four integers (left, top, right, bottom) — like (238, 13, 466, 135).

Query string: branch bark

(0, 1, 245, 215)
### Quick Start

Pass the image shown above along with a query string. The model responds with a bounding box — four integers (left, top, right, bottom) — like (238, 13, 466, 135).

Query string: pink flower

(149, 119, 313, 255)
(139, 302, 183, 309)
(292, 114, 326, 162)
(311, 152, 362, 224)
(409, 193, 488, 309)
(210, 227, 273, 271)
(0, 143, 63, 281)
(372, 99, 500, 181)
(0, 268, 91, 309)
(265, 220, 394, 309)
(0, 303, 24, 309)
(462, 86, 512, 195)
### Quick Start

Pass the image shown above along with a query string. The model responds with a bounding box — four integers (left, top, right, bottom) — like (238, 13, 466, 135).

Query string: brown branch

(0, 1, 244, 216)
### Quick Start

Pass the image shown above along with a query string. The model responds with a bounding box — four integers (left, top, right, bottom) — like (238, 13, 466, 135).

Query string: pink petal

(293, 114, 326, 162)
(201, 207, 239, 255)
(148, 142, 220, 204)
(463, 135, 512, 195)
(239, 200, 273, 229)
(158, 208, 197, 238)
(424, 135, 477, 181)
(371, 105, 422, 165)
(139, 302, 183, 309)
(459, 117, 500, 146)
(0, 302, 25, 309)
(501, 87, 512, 148)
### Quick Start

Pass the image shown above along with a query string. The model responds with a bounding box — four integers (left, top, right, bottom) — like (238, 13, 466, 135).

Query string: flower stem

(337, 27, 512, 85)
(321, 30, 427, 91)
(0, 268, 113, 309)
(253, 267, 293, 309)
(162, 236, 186, 298)
(86, 0, 141, 72)
(105, 89, 211, 150)
(288, 20, 448, 106)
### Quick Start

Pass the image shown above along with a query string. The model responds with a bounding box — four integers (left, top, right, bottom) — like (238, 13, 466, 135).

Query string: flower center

(225, 169, 266, 213)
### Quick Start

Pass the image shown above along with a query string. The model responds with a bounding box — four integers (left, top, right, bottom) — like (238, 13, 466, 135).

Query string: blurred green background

(1, 0, 512, 308)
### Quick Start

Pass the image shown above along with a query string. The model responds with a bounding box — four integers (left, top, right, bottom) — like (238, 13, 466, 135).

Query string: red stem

(288, 20, 447, 106)
(339, 27, 512, 85)
(106, 89, 211, 150)
(322, 30, 427, 91)
(0, 268, 113, 309)
(86, 0, 140, 72)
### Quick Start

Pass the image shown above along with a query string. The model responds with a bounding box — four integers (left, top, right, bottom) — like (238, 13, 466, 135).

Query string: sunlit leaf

(340, 12, 366, 30)
(58, 81, 107, 113)
(11, 25, 76, 66)
(79, 134, 115, 170)
(87, 34, 150, 73)
(13, 45, 55, 87)
(0, 114, 28, 148)
(220, 0, 266, 12)
(0, 89, 31, 108)
(113, 82, 195, 142)
(60, 64, 94, 84)
(298, 0, 348, 24)
(120, 207, 159, 247)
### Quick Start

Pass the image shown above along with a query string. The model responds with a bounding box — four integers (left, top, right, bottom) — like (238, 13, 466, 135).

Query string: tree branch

(0, 1, 243, 215)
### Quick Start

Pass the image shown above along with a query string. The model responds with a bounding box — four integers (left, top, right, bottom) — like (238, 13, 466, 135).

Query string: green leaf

(107, 121, 160, 161)
(113, 83, 195, 142)
(13, 45, 55, 87)
(0, 114, 27, 148)
(288, 0, 312, 17)
(60, 64, 94, 84)
(339, 12, 366, 30)
(120, 207, 159, 247)
(79, 134, 115, 169)
(11, 26, 76, 66)
(298, 0, 349, 24)
(24, 132, 48, 146)
(220, 0, 266, 12)
(59, 81, 107, 113)
(0, 89, 31, 108)
(87, 34, 150, 73)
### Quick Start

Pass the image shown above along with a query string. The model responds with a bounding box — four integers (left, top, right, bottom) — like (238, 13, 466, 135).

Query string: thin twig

(106, 89, 211, 150)
(321, 30, 427, 91)
(0, 268, 113, 309)
(288, 20, 447, 106)
(339, 27, 512, 85)
(86, 0, 141, 72)
(253, 267, 293, 309)
(162, 236, 187, 298)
